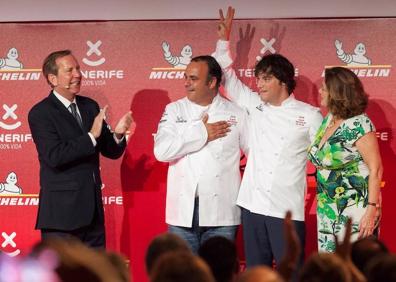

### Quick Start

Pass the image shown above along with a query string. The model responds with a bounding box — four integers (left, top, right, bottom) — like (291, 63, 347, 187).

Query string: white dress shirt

(53, 91, 123, 146)
(213, 40, 323, 221)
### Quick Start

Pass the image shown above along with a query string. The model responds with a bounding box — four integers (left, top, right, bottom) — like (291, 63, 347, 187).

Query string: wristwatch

(367, 201, 381, 208)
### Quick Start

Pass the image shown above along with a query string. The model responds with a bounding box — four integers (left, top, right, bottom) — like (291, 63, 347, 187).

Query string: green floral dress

(308, 113, 374, 252)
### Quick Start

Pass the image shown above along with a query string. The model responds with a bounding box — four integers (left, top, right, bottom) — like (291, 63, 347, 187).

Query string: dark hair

(42, 50, 72, 86)
(191, 55, 222, 89)
(145, 233, 190, 274)
(366, 254, 396, 282)
(29, 237, 121, 282)
(298, 253, 351, 282)
(150, 251, 215, 282)
(324, 67, 368, 119)
(351, 236, 389, 275)
(198, 236, 239, 282)
(254, 53, 296, 94)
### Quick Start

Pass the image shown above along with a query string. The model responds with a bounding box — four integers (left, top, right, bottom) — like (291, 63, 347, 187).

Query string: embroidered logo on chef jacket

(175, 116, 187, 123)
(227, 115, 238, 126)
(295, 116, 307, 126)
(256, 104, 264, 112)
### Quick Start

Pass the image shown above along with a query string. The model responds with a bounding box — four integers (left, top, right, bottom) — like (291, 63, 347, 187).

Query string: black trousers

(41, 208, 105, 249)
(241, 208, 305, 276)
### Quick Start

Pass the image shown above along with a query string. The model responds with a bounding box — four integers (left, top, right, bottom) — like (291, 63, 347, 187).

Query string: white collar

(186, 94, 220, 110)
(264, 93, 295, 108)
(53, 90, 77, 109)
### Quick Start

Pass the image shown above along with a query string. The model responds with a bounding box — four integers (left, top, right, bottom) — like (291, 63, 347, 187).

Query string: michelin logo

(335, 40, 371, 66)
(0, 48, 40, 81)
(0, 48, 23, 70)
(150, 41, 193, 80)
(0, 172, 22, 195)
(323, 40, 391, 78)
(162, 41, 192, 68)
(0, 172, 38, 206)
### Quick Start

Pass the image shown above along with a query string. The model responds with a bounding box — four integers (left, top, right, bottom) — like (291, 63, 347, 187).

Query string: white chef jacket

(213, 40, 323, 221)
(154, 94, 249, 227)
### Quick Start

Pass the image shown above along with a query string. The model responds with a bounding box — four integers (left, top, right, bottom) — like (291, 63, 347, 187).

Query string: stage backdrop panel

(0, 18, 395, 282)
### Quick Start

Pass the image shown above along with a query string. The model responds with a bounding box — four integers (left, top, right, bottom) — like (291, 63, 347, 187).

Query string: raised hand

(218, 6, 235, 41)
(202, 114, 230, 142)
(335, 218, 366, 282)
(90, 105, 108, 138)
(114, 111, 133, 139)
(335, 217, 352, 260)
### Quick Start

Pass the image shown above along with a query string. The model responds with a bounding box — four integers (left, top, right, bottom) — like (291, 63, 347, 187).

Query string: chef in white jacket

(154, 55, 249, 253)
(213, 7, 323, 278)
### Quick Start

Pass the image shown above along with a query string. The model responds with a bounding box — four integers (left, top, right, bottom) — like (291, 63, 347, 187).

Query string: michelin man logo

(335, 40, 371, 66)
(0, 172, 22, 195)
(82, 40, 106, 67)
(0, 104, 21, 130)
(1, 232, 20, 257)
(162, 41, 192, 68)
(0, 48, 23, 70)
(256, 38, 276, 61)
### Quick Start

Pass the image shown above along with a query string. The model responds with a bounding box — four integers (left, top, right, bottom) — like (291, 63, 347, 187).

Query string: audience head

(150, 250, 215, 282)
(237, 266, 284, 282)
(145, 233, 190, 274)
(298, 253, 351, 282)
(365, 254, 396, 282)
(99, 250, 130, 282)
(0, 252, 59, 282)
(351, 235, 388, 274)
(198, 236, 239, 282)
(30, 237, 122, 282)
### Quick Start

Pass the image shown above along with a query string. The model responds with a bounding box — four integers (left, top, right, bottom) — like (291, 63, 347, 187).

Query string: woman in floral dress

(308, 67, 382, 252)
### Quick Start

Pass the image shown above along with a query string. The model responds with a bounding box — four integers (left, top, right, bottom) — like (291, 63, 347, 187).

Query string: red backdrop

(0, 18, 395, 282)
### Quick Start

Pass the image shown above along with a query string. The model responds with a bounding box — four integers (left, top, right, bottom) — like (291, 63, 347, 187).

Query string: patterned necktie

(69, 103, 83, 129)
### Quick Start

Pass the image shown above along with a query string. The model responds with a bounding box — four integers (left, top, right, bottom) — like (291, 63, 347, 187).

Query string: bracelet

(367, 202, 380, 208)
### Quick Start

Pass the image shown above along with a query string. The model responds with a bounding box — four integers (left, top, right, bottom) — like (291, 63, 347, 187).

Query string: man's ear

(208, 77, 217, 90)
(48, 74, 58, 87)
